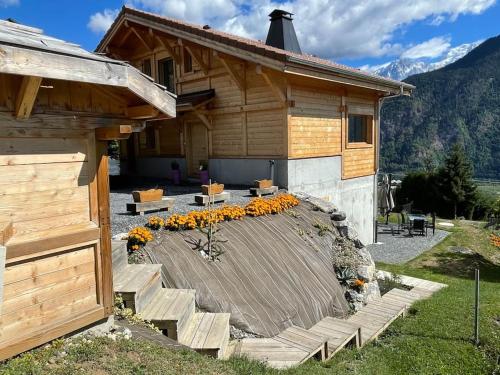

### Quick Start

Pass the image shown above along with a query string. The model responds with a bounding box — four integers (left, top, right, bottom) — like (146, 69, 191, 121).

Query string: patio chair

(412, 218, 425, 236)
(398, 212, 411, 234)
(425, 212, 436, 236)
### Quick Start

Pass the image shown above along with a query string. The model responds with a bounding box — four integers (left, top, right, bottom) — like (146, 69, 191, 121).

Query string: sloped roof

(97, 6, 414, 94)
(0, 19, 176, 118)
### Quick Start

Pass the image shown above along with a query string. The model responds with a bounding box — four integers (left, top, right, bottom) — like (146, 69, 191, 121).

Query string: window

(141, 58, 152, 77)
(183, 48, 193, 73)
(158, 58, 175, 93)
(348, 114, 372, 144)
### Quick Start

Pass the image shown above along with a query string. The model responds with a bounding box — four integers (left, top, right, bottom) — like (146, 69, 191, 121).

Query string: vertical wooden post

(96, 140, 114, 315)
(474, 268, 480, 346)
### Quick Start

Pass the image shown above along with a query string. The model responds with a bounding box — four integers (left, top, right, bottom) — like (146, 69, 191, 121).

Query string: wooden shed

(96, 7, 413, 244)
(0, 20, 175, 359)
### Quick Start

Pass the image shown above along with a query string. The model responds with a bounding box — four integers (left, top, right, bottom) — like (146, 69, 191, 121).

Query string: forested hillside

(380, 35, 500, 178)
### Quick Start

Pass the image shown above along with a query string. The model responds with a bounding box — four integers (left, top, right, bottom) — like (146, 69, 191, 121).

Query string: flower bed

(126, 194, 300, 251)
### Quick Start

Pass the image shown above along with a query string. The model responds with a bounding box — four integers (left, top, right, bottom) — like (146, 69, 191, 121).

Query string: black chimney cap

(265, 8, 301, 54)
(268, 9, 293, 20)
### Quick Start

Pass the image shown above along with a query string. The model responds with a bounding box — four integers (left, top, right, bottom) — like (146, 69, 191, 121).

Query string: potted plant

(199, 160, 209, 185)
(171, 160, 181, 185)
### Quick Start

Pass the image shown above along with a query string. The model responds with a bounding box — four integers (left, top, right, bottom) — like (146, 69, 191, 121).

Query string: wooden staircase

(112, 241, 230, 358)
(231, 274, 447, 369)
(112, 241, 446, 368)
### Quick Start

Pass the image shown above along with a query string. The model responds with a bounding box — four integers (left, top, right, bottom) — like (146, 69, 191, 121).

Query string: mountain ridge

(379, 35, 500, 178)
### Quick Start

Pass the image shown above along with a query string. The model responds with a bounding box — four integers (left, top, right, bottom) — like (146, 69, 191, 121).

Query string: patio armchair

(412, 218, 425, 236)
(425, 212, 436, 236)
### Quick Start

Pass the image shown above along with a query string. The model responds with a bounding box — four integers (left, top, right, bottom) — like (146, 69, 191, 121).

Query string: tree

(438, 143, 477, 218)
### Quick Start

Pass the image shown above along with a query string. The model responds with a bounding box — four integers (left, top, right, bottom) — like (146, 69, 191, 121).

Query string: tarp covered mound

(146, 201, 350, 337)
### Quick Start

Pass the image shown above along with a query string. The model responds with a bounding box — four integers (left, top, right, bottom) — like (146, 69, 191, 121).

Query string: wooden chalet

(97, 6, 413, 244)
(0, 20, 175, 359)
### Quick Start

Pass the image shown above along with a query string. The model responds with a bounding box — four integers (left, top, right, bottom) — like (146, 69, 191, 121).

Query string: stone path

(367, 224, 449, 264)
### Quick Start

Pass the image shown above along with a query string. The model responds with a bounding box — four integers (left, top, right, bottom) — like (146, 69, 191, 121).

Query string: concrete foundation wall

(122, 157, 188, 180)
(209, 158, 288, 187)
(285, 156, 375, 245)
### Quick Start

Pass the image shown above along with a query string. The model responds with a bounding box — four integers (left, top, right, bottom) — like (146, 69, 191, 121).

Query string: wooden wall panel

(247, 110, 284, 156)
(158, 120, 182, 156)
(211, 74, 242, 108)
(0, 246, 98, 342)
(289, 84, 342, 158)
(343, 147, 376, 179)
(211, 113, 243, 157)
(0, 133, 92, 241)
(246, 69, 279, 105)
(180, 78, 210, 94)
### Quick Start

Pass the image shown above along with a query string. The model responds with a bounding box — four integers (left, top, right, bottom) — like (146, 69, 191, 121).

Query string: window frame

(157, 57, 176, 94)
(346, 113, 374, 149)
(183, 48, 193, 74)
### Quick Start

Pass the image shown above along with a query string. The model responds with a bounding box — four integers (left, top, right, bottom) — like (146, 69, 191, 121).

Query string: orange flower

(354, 279, 365, 287)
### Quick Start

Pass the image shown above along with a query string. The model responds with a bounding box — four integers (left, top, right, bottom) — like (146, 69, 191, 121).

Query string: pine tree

(438, 143, 477, 218)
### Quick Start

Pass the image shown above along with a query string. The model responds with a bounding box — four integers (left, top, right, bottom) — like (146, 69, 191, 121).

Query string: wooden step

(275, 325, 327, 361)
(308, 317, 360, 358)
(347, 296, 407, 345)
(113, 264, 162, 313)
(140, 289, 196, 340)
(235, 337, 312, 369)
(179, 312, 230, 359)
(111, 240, 128, 273)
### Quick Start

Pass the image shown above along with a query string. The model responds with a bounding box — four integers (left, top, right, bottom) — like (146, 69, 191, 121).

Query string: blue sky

(1, 0, 499, 68)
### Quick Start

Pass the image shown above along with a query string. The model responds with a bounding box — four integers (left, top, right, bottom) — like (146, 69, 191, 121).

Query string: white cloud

(401, 36, 451, 59)
(90, 0, 496, 59)
(87, 8, 119, 34)
(0, 0, 19, 7)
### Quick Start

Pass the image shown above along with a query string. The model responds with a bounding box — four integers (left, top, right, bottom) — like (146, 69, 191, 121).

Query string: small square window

(348, 114, 372, 144)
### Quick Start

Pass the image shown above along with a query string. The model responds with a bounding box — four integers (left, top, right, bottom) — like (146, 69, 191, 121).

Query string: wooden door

(187, 122, 208, 177)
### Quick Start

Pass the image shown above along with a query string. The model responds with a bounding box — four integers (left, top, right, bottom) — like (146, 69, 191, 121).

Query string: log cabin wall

(118, 31, 287, 178)
(0, 72, 128, 359)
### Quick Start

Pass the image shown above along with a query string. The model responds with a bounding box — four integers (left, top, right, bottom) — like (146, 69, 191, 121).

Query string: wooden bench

(126, 197, 175, 216)
(194, 192, 230, 206)
(249, 186, 278, 197)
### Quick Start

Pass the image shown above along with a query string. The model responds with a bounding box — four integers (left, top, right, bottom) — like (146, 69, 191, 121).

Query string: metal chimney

(265, 9, 302, 54)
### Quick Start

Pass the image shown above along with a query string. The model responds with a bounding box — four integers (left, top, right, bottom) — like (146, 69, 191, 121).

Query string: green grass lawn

(1, 221, 499, 375)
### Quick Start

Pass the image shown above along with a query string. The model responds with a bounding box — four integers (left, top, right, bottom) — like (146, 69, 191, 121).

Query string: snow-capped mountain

(365, 41, 482, 81)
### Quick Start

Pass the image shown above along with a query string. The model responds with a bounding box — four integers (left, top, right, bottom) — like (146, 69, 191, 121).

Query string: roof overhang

(97, 7, 413, 97)
(0, 42, 176, 119)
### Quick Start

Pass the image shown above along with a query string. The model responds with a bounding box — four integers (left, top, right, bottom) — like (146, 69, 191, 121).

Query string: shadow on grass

(420, 251, 500, 283)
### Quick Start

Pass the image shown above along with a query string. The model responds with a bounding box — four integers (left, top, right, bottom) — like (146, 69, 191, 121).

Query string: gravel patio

(367, 224, 449, 264)
(110, 177, 271, 236)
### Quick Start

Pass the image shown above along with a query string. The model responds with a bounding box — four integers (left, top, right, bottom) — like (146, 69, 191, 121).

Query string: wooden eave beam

(155, 35, 181, 64)
(194, 109, 212, 130)
(214, 51, 245, 91)
(130, 26, 155, 51)
(95, 125, 133, 140)
(256, 65, 286, 105)
(15, 75, 42, 119)
(115, 27, 134, 47)
(0, 221, 13, 246)
(127, 104, 159, 119)
(184, 44, 209, 75)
